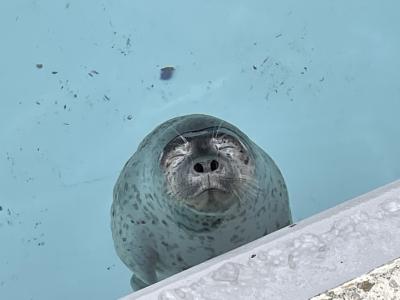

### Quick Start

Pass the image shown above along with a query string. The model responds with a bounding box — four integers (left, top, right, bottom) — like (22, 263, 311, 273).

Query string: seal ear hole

(194, 163, 204, 173)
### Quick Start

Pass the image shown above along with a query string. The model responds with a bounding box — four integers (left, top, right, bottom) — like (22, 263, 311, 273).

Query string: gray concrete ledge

(121, 179, 400, 300)
(312, 257, 400, 299)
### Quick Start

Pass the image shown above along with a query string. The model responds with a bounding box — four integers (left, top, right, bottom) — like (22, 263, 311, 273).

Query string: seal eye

(218, 146, 235, 151)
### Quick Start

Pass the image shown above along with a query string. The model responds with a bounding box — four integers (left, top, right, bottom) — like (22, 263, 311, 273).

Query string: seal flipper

(130, 264, 157, 291)
(130, 273, 149, 291)
(130, 247, 158, 290)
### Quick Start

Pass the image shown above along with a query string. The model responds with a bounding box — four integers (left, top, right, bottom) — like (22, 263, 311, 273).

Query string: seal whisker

(213, 120, 225, 158)
(221, 176, 258, 183)
(214, 119, 225, 139)
(166, 189, 187, 201)
(170, 124, 196, 169)
(231, 187, 245, 206)
(170, 125, 188, 145)
(229, 177, 262, 196)
(220, 177, 261, 188)
(235, 183, 260, 198)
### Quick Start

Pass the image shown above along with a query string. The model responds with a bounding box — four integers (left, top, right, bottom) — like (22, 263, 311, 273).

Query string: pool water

(0, 1, 399, 299)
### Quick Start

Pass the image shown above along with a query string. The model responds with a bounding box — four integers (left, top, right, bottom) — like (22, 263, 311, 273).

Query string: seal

(111, 114, 292, 290)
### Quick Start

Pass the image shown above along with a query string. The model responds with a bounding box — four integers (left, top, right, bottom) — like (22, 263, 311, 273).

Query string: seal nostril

(194, 163, 204, 173)
(210, 160, 219, 171)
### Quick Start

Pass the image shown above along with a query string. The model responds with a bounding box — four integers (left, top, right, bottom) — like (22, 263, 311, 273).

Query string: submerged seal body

(111, 114, 292, 290)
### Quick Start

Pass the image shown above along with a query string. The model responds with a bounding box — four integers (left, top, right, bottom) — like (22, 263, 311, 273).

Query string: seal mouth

(187, 188, 236, 213)
(191, 186, 230, 200)
(197, 188, 226, 196)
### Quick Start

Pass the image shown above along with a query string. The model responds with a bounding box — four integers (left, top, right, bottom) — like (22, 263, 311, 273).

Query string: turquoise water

(1, 1, 399, 299)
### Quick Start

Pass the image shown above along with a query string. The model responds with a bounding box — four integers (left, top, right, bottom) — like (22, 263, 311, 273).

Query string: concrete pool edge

(120, 179, 400, 299)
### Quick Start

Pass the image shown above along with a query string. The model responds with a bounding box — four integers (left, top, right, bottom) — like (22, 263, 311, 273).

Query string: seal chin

(187, 188, 237, 213)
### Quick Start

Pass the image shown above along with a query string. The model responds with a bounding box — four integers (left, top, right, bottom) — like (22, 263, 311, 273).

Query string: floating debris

(34, 221, 41, 229)
(51, 71, 58, 74)
(275, 33, 282, 38)
(261, 57, 269, 66)
(127, 115, 133, 120)
(36, 64, 43, 69)
(146, 83, 155, 90)
(88, 70, 99, 77)
(103, 95, 110, 101)
(160, 66, 175, 80)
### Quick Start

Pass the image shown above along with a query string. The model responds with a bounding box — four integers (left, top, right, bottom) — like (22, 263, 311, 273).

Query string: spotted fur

(111, 114, 292, 290)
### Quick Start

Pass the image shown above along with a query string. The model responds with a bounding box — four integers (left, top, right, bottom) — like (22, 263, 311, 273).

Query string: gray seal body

(111, 114, 292, 290)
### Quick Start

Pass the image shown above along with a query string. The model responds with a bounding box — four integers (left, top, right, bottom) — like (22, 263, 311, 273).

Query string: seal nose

(193, 160, 219, 173)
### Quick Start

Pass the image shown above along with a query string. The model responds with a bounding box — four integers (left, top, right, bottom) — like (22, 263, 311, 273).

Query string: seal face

(160, 127, 253, 214)
(111, 114, 292, 290)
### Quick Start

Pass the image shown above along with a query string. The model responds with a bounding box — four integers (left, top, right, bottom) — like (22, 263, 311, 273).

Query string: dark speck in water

(36, 64, 43, 69)
(160, 66, 175, 80)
